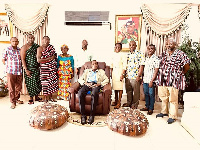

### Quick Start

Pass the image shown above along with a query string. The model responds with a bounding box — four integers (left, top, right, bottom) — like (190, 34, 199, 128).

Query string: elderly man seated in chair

(78, 60, 109, 125)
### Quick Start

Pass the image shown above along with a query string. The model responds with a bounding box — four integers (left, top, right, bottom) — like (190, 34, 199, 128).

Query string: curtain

(5, 3, 49, 45)
(5, 3, 50, 94)
(198, 5, 200, 20)
(141, 3, 192, 55)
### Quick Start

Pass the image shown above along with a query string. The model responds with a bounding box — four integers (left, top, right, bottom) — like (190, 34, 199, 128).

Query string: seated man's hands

(92, 83, 101, 88)
(85, 82, 93, 88)
(85, 82, 101, 88)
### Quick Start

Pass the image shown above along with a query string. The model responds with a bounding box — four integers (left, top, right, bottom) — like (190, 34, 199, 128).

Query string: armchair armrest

(102, 83, 112, 115)
(103, 83, 112, 95)
(69, 82, 81, 93)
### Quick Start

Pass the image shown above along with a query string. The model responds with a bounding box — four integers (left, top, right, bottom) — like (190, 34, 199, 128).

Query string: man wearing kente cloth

(21, 34, 42, 104)
(37, 36, 58, 102)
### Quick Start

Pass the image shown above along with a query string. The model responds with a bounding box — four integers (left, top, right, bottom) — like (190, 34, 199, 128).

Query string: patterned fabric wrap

(57, 54, 74, 100)
(156, 49, 190, 90)
(107, 108, 149, 136)
(40, 44, 58, 95)
(2, 46, 22, 75)
(24, 43, 41, 97)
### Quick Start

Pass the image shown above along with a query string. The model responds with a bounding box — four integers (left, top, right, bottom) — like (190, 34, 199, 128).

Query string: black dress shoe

(88, 115, 94, 124)
(147, 110, 153, 115)
(140, 107, 149, 111)
(81, 115, 87, 125)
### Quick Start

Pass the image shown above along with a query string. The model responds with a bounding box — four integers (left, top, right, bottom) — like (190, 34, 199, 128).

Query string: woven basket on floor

(107, 108, 149, 136)
(29, 102, 69, 130)
(0, 79, 8, 97)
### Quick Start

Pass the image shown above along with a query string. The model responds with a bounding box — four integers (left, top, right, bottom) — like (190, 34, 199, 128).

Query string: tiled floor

(0, 94, 199, 150)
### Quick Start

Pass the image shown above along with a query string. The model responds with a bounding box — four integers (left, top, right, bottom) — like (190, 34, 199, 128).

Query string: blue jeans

(143, 83, 155, 110)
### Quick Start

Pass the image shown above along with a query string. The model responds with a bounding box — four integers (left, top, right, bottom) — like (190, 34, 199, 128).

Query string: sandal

(50, 99, 57, 102)
(10, 103, 16, 109)
(16, 100, 24, 104)
(122, 103, 130, 107)
(35, 97, 42, 101)
(167, 118, 176, 124)
(131, 105, 138, 109)
(38, 99, 45, 102)
(156, 113, 168, 118)
(114, 103, 121, 109)
(28, 100, 34, 105)
(111, 101, 117, 106)
(57, 96, 64, 100)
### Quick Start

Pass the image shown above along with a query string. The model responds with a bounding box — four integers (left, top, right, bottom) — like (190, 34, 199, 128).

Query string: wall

(0, 0, 200, 79)
(46, 0, 142, 64)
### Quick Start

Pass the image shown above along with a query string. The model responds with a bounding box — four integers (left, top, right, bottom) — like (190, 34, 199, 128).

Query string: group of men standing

(119, 39, 190, 124)
(2, 35, 58, 109)
(2, 34, 190, 125)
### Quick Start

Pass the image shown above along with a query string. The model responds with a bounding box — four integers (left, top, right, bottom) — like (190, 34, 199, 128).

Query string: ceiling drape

(5, 3, 50, 34)
(198, 5, 200, 20)
(140, 3, 192, 56)
(141, 3, 192, 36)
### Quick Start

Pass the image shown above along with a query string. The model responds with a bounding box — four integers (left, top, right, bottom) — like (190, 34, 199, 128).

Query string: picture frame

(0, 13, 13, 43)
(115, 14, 142, 52)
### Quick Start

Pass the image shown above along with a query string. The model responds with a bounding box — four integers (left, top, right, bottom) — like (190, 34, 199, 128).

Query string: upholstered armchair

(69, 61, 112, 115)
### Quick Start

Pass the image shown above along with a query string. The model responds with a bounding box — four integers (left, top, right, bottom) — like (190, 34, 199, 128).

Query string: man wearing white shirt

(75, 40, 93, 76)
(140, 44, 159, 115)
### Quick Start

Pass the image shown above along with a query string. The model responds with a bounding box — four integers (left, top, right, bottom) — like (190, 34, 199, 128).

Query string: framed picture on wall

(0, 13, 13, 43)
(115, 14, 142, 52)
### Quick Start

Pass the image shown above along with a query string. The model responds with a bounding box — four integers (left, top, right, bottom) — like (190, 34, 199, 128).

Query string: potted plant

(0, 77, 8, 97)
(179, 36, 200, 92)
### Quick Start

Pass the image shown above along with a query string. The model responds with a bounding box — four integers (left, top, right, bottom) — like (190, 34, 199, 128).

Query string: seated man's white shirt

(75, 49, 93, 68)
(87, 70, 97, 83)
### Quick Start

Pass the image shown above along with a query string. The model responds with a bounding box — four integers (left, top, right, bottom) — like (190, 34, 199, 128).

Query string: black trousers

(78, 85, 101, 116)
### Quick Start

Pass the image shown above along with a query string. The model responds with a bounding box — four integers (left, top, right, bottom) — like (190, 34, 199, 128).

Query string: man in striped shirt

(156, 38, 190, 124)
(2, 37, 24, 109)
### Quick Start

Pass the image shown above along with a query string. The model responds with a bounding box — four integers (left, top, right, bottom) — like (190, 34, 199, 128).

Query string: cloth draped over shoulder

(40, 44, 58, 95)
(24, 43, 42, 97)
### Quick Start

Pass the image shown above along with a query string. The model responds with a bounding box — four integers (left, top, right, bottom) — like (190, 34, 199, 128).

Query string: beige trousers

(158, 86, 179, 119)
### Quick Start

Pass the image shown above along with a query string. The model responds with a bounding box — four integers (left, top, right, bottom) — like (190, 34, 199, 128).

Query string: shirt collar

(129, 49, 139, 54)
(9, 46, 20, 51)
(166, 49, 178, 56)
(89, 69, 98, 72)
(147, 54, 156, 58)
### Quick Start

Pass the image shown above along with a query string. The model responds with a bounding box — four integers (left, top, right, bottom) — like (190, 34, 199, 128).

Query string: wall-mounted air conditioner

(64, 11, 111, 29)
